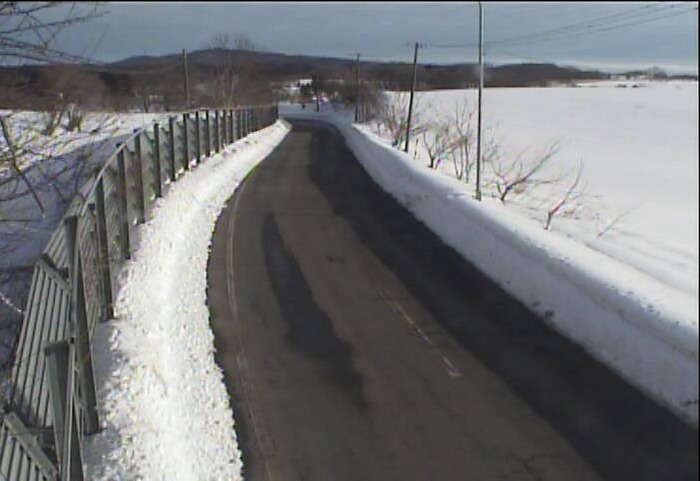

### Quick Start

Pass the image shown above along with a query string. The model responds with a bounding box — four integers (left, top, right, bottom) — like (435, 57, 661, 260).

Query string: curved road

(207, 120, 697, 481)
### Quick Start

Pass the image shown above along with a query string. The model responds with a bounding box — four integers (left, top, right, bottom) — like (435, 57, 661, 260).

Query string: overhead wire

(489, 2, 694, 47)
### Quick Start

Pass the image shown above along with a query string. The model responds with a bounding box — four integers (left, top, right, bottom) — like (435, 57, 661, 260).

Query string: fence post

(223, 109, 229, 146)
(116, 148, 131, 260)
(168, 117, 177, 182)
(214, 109, 220, 154)
(153, 124, 162, 198)
(63, 216, 99, 436)
(93, 180, 113, 319)
(235, 109, 240, 140)
(182, 114, 190, 171)
(222, 110, 227, 146)
(45, 341, 84, 481)
(229, 109, 234, 144)
(204, 110, 211, 158)
(195, 111, 201, 165)
(132, 131, 146, 223)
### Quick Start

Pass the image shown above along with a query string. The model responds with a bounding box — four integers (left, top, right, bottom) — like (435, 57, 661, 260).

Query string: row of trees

(373, 93, 587, 231)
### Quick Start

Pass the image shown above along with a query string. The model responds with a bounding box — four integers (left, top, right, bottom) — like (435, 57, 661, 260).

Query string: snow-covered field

(83, 121, 290, 480)
(380, 81, 699, 305)
(0, 111, 168, 365)
(282, 83, 698, 426)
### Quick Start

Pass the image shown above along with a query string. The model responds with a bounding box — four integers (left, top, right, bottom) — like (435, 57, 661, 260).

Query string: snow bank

(384, 84, 699, 301)
(83, 121, 290, 480)
(282, 107, 698, 426)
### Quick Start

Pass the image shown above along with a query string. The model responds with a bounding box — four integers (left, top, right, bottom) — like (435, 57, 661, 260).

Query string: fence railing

(0, 104, 279, 481)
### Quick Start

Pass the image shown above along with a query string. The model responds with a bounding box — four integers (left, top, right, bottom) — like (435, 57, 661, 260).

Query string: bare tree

(544, 161, 585, 230)
(0, 116, 46, 216)
(421, 126, 451, 169)
(0, 3, 103, 64)
(376, 91, 426, 149)
(442, 101, 477, 182)
(0, 2, 106, 370)
(490, 143, 561, 204)
(203, 32, 258, 108)
(596, 203, 640, 239)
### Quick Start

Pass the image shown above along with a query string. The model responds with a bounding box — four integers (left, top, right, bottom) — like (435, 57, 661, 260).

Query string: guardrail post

(220, 109, 226, 146)
(182, 113, 190, 171)
(132, 130, 146, 223)
(235, 109, 240, 140)
(168, 117, 177, 181)
(214, 109, 220, 154)
(229, 109, 234, 144)
(45, 341, 84, 481)
(93, 180, 114, 319)
(204, 110, 211, 158)
(195, 111, 201, 165)
(153, 124, 162, 198)
(224, 109, 230, 145)
(63, 216, 99, 437)
(116, 148, 131, 260)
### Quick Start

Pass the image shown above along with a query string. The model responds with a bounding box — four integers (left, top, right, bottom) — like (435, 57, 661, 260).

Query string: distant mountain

(108, 48, 610, 89)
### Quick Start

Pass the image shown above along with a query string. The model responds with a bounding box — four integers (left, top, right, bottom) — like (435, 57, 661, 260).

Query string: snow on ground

(1, 111, 167, 366)
(381, 81, 699, 302)
(281, 97, 698, 426)
(0, 111, 168, 176)
(83, 121, 290, 480)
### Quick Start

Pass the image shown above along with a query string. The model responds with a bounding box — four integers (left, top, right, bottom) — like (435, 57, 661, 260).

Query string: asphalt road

(207, 119, 697, 481)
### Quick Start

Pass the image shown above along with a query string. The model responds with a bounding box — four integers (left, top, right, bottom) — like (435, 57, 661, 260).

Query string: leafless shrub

(490, 143, 561, 204)
(66, 104, 83, 132)
(441, 101, 477, 182)
(376, 91, 426, 149)
(0, 115, 46, 215)
(421, 125, 451, 169)
(596, 203, 640, 239)
(544, 161, 585, 230)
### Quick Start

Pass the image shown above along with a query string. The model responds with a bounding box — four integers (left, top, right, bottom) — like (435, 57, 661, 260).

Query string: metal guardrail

(0, 104, 279, 480)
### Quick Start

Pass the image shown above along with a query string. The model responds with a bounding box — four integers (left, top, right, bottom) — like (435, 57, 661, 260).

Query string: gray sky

(53, 2, 698, 74)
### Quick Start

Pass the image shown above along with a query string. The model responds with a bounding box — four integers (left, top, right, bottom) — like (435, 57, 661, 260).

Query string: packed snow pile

(83, 121, 290, 480)
(281, 100, 698, 426)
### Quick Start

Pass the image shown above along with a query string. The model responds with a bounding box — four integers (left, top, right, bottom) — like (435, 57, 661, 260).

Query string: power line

(490, 2, 693, 47)
(489, 2, 671, 45)
(423, 3, 695, 54)
(495, 5, 698, 48)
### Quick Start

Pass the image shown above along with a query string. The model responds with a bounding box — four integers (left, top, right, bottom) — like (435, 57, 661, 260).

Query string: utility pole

(315, 74, 320, 112)
(404, 42, 420, 153)
(355, 53, 361, 122)
(475, 2, 484, 201)
(182, 49, 190, 110)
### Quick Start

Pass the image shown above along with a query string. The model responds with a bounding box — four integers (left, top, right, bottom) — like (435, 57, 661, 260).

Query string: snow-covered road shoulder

(83, 121, 290, 480)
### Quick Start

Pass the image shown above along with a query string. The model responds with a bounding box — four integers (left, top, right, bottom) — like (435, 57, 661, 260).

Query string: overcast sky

(52, 2, 698, 74)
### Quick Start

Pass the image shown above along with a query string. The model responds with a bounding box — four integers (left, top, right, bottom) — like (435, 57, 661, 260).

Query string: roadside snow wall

(283, 109, 698, 427)
(84, 121, 290, 480)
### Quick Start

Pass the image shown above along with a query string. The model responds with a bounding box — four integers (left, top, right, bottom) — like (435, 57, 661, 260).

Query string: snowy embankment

(83, 121, 290, 480)
(399, 83, 698, 302)
(282, 106, 698, 426)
